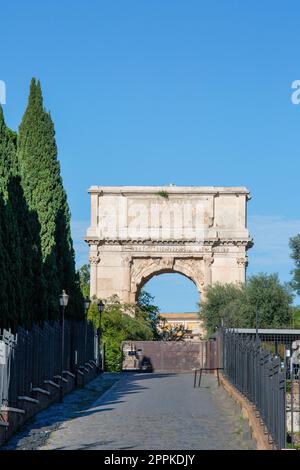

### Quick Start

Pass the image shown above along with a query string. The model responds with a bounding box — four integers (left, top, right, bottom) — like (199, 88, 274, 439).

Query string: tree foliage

(291, 306, 300, 329)
(18, 79, 83, 320)
(0, 106, 18, 327)
(87, 289, 196, 370)
(0, 79, 84, 328)
(200, 273, 293, 335)
(78, 264, 90, 299)
(0, 106, 47, 328)
(157, 320, 189, 341)
(88, 295, 154, 371)
(290, 235, 300, 296)
(137, 290, 160, 338)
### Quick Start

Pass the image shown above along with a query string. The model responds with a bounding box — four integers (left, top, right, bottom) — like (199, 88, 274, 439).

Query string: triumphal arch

(85, 186, 253, 304)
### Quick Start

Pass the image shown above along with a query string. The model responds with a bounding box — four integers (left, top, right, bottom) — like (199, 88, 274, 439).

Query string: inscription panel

(97, 194, 214, 241)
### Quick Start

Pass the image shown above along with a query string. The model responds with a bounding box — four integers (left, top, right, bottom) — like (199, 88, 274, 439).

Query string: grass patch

(157, 191, 169, 199)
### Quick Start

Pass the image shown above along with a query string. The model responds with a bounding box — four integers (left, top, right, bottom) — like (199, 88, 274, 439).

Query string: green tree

(242, 273, 293, 329)
(88, 296, 155, 371)
(0, 106, 46, 328)
(157, 319, 189, 341)
(199, 282, 244, 333)
(290, 306, 300, 329)
(18, 78, 83, 320)
(78, 264, 90, 298)
(0, 106, 14, 327)
(290, 235, 300, 295)
(200, 274, 293, 335)
(137, 289, 160, 338)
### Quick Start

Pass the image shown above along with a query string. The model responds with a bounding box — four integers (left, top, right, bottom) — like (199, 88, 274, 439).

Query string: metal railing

(0, 320, 97, 408)
(286, 365, 300, 449)
(221, 329, 286, 449)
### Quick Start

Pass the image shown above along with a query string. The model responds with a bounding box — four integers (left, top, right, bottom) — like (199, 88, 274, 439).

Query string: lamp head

(98, 300, 105, 314)
(84, 297, 91, 311)
(59, 290, 69, 307)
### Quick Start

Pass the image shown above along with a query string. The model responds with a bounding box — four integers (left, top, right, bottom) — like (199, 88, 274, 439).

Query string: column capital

(121, 254, 133, 266)
(203, 254, 214, 266)
(89, 254, 100, 265)
(236, 256, 248, 267)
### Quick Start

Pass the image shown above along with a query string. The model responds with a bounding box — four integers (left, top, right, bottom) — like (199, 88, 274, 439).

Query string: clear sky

(1, 1, 299, 311)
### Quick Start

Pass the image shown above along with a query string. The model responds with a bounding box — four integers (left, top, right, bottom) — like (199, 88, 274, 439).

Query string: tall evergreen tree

(0, 106, 13, 327)
(0, 106, 46, 328)
(18, 79, 83, 320)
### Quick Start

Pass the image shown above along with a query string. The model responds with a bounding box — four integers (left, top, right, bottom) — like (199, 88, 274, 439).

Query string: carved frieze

(130, 256, 206, 291)
(173, 258, 205, 290)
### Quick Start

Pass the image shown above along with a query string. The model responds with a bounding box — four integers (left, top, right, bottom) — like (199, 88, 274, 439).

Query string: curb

(219, 372, 273, 451)
(90, 374, 123, 408)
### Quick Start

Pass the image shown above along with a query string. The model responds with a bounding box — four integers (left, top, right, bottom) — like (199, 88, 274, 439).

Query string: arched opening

(138, 271, 204, 340)
(141, 272, 199, 312)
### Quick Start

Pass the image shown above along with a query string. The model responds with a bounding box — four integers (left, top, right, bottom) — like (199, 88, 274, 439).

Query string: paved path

(29, 372, 256, 450)
(2, 373, 120, 451)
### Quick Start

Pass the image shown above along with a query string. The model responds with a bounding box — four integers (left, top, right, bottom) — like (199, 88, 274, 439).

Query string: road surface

(5, 372, 256, 450)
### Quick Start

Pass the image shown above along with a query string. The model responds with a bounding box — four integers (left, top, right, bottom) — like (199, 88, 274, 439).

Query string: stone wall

(122, 340, 207, 372)
(0, 362, 99, 447)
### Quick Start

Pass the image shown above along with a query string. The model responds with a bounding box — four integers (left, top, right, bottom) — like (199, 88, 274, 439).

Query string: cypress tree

(0, 106, 12, 327)
(0, 105, 46, 329)
(18, 79, 83, 320)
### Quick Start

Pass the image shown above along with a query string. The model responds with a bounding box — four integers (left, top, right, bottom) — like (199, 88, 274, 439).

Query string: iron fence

(0, 319, 97, 408)
(228, 329, 300, 365)
(221, 329, 286, 449)
(221, 328, 300, 449)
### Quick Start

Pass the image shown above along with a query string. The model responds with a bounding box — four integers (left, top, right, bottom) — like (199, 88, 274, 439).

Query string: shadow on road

(1, 371, 178, 450)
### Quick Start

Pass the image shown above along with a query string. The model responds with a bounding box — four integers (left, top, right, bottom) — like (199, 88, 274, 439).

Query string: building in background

(159, 312, 205, 341)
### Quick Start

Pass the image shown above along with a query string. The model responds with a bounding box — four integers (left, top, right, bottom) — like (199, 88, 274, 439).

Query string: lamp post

(59, 290, 69, 403)
(84, 297, 91, 363)
(97, 300, 105, 371)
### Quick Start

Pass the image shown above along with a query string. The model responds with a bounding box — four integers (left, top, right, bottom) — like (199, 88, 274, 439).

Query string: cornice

(87, 185, 250, 196)
(85, 236, 253, 248)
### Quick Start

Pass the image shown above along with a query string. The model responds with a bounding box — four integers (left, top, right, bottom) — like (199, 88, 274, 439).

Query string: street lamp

(59, 290, 69, 403)
(84, 297, 91, 313)
(97, 300, 105, 370)
(84, 297, 91, 364)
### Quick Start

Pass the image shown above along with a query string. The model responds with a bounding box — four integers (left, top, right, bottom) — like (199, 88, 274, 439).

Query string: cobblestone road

(3, 372, 256, 450)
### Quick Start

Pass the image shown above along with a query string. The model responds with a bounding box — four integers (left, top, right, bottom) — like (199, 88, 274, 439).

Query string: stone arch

(86, 186, 252, 304)
(130, 256, 205, 302)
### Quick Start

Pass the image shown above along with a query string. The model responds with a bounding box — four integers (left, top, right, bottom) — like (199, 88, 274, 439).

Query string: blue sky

(1, 1, 300, 311)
